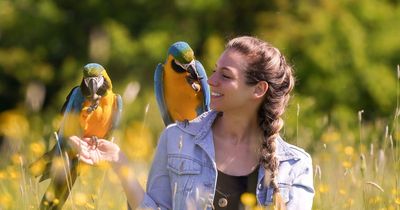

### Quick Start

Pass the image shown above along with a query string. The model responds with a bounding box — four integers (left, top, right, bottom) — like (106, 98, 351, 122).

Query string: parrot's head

(168, 42, 197, 77)
(80, 63, 112, 101)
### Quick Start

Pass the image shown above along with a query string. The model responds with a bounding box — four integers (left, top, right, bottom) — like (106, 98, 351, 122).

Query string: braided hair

(226, 36, 295, 208)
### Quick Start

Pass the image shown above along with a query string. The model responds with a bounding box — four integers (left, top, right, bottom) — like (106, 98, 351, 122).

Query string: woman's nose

(207, 73, 217, 86)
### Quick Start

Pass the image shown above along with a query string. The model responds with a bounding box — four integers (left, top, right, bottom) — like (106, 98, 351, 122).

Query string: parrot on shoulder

(154, 41, 210, 126)
(30, 63, 122, 210)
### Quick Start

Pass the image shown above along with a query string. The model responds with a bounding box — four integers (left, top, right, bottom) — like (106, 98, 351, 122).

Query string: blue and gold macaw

(154, 41, 210, 126)
(30, 63, 122, 210)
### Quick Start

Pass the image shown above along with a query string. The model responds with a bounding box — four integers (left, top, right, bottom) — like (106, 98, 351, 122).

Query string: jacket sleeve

(139, 129, 172, 209)
(287, 157, 314, 210)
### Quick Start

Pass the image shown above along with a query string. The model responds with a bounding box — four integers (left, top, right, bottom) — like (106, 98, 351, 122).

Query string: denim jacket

(139, 111, 314, 210)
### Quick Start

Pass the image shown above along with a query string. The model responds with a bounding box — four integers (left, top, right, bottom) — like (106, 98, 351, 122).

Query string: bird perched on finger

(30, 63, 123, 210)
(154, 41, 210, 126)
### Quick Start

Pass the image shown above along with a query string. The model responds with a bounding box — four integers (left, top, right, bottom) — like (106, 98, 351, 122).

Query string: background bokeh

(0, 0, 399, 209)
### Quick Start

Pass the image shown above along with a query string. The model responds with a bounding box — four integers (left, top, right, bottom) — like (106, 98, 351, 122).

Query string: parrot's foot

(191, 83, 201, 92)
(186, 75, 201, 92)
(90, 136, 98, 149)
(183, 119, 189, 127)
(87, 99, 100, 113)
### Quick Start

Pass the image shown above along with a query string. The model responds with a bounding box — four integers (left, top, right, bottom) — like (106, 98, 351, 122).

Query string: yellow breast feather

(163, 56, 204, 122)
(80, 91, 115, 138)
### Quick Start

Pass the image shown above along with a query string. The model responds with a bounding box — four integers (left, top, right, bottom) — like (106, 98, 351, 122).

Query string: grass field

(0, 97, 399, 210)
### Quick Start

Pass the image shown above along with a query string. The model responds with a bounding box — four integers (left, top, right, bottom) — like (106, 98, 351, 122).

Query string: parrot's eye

(175, 59, 195, 70)
(84, 75, 104, 89)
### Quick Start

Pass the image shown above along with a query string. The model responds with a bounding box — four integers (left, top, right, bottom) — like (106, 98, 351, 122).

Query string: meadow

(0, 82, 399, 210)
(1, 0, 400, 209)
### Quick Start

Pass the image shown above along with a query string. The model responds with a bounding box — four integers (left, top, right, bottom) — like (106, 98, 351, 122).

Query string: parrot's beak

(185, 60, 200, 80)
(84, 76, 104, 100)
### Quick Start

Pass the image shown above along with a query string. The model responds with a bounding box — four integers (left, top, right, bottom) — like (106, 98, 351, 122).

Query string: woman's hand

(69, 136, 145, 208)
(69, 136, 120, 165)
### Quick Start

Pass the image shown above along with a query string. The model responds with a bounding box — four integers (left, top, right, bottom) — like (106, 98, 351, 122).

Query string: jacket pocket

(265, 183, 291, 205)
(167, 155, 201, 192)
(167, 155, 202, 210)
(167, 155, 202, 175)
(278, 185, 290, 203)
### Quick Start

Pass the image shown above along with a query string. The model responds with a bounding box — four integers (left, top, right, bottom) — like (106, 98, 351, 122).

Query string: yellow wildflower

(0, 193, 12, 209)
(344, 146, 354, 156)
(29, 142, 45, 157)
(392, 188, 397, 196)
(0, 110, 29, 140)
(52, 199, 59, 205)
(395, 197, 400, 205)
(342, 161, 352, 169)
(318, 183, 329, 193)
(321, 130, 340, 143)
(74, 192, 87, 206)
(123, 121, 154, 160)
(29, 158, 46, 176)
(50, 157, 66, 180)
(240, 192, 256, 207)
(85, 203, 95, 209)
(253, 206, 264, 210)
(0, 171, 6, 179)
(11, 154, 22, 165)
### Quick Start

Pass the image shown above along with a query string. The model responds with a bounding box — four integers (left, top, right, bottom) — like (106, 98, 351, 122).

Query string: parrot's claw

(191, 83, 201, 92)
(87, 99, 100, 113)
(183, 119, 189, 128)
(91, 136, 98, 149)
(186, 75, 201, 92)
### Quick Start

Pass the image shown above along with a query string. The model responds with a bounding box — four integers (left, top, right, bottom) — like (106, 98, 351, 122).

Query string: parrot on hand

(154, 41, 211, 126)
(30, 63, 122, 210)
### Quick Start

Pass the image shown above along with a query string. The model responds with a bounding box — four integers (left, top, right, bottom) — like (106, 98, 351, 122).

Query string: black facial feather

(80, 77, 110, 97)
(171, 60, 186, 73)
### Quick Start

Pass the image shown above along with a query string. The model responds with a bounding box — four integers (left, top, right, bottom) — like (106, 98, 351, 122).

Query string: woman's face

(207, 49, 256, 112)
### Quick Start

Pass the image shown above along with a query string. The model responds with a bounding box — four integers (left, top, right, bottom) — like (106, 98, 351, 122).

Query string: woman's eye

(222, 74, 230, 79)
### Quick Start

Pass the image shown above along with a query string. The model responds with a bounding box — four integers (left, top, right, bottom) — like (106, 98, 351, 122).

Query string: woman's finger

(77, 155, 95, 165)
(77, 148, 91, 159)
(69, 136, 88, 151)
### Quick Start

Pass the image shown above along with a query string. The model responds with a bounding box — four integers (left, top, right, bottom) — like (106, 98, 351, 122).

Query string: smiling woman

(68, 36, 314, 210)
(208, 49, 259, 113)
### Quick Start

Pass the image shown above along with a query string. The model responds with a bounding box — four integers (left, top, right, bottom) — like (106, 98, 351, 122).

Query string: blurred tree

(0, 0, 399, 149)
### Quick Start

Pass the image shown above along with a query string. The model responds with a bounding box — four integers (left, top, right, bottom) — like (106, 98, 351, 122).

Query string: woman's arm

(111, 152, 145, 208)
(68, 131, 172, 209)
(287, 158, 314, 210)
(68, 136, 145, 208)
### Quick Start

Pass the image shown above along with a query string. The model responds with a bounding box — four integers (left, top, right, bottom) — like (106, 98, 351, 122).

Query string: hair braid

(226, 36, 295, 207)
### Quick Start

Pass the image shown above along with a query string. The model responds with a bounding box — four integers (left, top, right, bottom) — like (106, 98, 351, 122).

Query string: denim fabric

(139, 111, 314, 210)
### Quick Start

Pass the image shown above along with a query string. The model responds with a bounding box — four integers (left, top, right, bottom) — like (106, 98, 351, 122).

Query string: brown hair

(226, 36, 294, 208)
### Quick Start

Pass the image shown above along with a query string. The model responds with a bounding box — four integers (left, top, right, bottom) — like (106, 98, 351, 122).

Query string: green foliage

(1, 0, 400, 208)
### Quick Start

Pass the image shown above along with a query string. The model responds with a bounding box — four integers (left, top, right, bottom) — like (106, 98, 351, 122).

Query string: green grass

(0, 87, 399, 210)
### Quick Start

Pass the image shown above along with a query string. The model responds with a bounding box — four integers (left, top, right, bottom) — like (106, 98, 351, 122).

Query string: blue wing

(195, 60, 211, 113)
(56, 86, 84, 155)
(107, 94, 123, 139)
(154, 63, 173, 126)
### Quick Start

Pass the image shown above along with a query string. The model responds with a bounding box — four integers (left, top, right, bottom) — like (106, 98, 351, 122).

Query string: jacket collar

(176, 110, 298, 161)
(176, 110, 219, 140)
(275, 136, 299, 161)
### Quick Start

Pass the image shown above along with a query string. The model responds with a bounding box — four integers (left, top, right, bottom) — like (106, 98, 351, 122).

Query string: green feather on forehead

(83, 63, 105, 77)
(177, 49, 194, 63)
(169, 42, 195, 64)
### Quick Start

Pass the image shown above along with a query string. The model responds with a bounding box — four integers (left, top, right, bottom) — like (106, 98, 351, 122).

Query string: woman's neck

(212, 111, 262, 175)
(213, 111, 262, 145)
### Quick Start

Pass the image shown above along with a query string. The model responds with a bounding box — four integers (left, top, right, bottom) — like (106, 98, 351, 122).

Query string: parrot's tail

(29, 150, 53, 180)
(39, 157, 79, 210)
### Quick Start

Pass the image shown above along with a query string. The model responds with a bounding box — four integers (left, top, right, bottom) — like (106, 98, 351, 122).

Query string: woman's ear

(253, 81, 268, 99)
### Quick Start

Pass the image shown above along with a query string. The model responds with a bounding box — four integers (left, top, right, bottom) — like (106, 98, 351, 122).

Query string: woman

(69, 36, 314, 209)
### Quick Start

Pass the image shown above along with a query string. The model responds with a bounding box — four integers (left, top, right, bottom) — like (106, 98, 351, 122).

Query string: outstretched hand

(69, 136, 120, 165)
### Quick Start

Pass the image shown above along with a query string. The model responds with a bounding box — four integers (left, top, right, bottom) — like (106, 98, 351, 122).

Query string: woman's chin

(210, 105, 222, 112)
